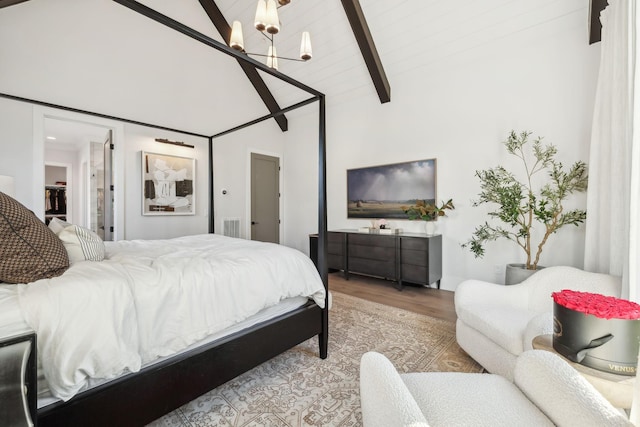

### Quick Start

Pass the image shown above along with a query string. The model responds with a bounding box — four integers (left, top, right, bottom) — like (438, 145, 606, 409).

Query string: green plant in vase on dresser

(401, 199, 454, 235)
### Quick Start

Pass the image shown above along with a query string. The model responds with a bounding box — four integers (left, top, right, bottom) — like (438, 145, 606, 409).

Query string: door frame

(246, 148, 283, 243)
(33, 106, 126, 240)
(102, 130, 114, 241)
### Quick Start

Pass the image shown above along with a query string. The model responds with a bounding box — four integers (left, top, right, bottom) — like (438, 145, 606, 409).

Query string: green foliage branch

(402, 199, 455, 221)
(462, 130, 588, 270)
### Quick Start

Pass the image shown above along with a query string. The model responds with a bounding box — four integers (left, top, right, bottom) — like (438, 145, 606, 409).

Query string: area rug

(148, 292, 482, 427)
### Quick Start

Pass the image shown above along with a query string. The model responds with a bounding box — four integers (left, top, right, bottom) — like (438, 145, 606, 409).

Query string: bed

(0, 194, 328, 426)
(0, 2, 330, 425)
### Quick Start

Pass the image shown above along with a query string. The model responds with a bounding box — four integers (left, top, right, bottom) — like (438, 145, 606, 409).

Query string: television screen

(347, 158, 436, 219)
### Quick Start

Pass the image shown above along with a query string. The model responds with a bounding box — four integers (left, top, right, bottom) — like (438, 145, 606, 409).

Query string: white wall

(281, 107, 321, 253)
(0, 98, 210, 240)
(283, 6, 601, 290)
(0, 99, 34, 208)
(212, 119, 286, 240)
(44, 165, 67, 184)
(123, 124, 210, 240)
(0, 3, 602, 290)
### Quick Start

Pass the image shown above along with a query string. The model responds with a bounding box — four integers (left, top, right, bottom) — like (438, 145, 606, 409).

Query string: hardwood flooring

(328, 272, 457, 323)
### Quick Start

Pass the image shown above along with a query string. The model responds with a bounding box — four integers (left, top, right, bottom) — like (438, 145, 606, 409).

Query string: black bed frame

(38, 302, 327, 427)
(0, 1, 330, 425)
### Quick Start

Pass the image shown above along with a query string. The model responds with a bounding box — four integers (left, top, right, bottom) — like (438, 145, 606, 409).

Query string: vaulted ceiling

(0, 0, 603, 137)
(0, 0, 390, 136)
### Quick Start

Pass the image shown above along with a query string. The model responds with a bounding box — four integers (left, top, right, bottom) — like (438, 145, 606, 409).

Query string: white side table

(533, 334, 635, 409)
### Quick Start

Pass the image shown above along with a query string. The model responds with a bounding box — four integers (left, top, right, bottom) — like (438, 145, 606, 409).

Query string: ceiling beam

(341, 0, 390, 104)
(198, 0, 288, 132)
(0, 0, 29, 9)
(589, 0, 608, 44)
(114, 0, 321, 97)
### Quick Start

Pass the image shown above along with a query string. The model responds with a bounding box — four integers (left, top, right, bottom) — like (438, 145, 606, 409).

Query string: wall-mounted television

(347, 158, 437, 219)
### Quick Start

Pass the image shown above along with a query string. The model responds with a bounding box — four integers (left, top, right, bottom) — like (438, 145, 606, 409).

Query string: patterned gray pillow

(0, 192, 69, 283)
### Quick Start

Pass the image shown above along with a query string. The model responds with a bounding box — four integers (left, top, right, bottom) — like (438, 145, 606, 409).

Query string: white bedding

(35, 295, 311, 409)
(4, 234, 325, 402)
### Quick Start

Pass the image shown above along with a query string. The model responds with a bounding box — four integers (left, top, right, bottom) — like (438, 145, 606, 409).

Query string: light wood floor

(328, 272, 457, 323)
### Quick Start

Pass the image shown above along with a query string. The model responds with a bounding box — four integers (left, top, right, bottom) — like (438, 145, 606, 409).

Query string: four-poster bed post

(0, 0, 329, 424)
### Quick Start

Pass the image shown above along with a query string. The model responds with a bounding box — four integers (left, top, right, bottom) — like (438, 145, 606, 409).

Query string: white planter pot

(505, 263, 544, 285)
(425, 221, 437, 235)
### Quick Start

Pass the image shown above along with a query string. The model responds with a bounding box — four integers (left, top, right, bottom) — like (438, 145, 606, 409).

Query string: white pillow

(48, 217, 70, 234)
(48, 218, 105, 263)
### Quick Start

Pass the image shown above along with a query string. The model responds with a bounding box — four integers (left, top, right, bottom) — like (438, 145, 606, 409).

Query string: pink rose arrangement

(552, 289, 640, 320)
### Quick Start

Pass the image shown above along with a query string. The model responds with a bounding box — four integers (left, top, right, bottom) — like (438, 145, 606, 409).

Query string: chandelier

(229, 0, 312, 70)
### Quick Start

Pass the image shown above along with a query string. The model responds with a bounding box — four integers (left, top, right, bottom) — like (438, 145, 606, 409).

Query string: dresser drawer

(349, 257, 396, 279)
(348, 242, 395, 261)
(401, 237, 428, 251)
(401, 264, 427, 285)
(401, 249, 427, 266)
(327, 241, 344, 256)
(328, 232, 345, 244)
(327, 254, 344, 270)
(348, 233, 395, 248)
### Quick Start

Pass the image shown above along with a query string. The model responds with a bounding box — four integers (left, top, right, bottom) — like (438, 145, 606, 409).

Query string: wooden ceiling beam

(198, 0, 288, 132)
(0, 0, 29, 9)
(589, 0, 608, 44)
(341, 0, 390, 104)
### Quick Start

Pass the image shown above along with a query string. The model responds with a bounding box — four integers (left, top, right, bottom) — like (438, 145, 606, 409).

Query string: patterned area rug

(148, 292, 482, 427)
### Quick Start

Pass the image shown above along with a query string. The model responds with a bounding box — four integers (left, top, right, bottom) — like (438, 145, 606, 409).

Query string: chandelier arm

(245, 52, 308, 62)
(258, 31, 273, 42)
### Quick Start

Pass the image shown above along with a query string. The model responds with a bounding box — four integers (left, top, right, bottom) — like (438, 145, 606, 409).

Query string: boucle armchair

(359, 350, 632, 427)
(455, 266, 621, 380)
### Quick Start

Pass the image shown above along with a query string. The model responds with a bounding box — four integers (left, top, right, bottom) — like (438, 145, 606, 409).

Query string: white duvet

(14, 234, 325, 401)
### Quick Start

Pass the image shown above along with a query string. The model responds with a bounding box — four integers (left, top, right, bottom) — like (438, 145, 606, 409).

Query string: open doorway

(44, 163, 71, 225)
(44, 118, 114, 240)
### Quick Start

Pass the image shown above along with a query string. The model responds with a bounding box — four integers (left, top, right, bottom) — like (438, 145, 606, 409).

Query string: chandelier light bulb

(266, 46, 279, 70)
(241, 0, 311, 68)
(265, 0, 280, 34)
(254, 0, 267, 31)
(300, 31, 312, 61)
(230, 21, 244, 51)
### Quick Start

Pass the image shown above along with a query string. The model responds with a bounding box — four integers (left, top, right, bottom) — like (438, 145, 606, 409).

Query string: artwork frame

(347, 158, 437, 219)
(142, 151, 196, 216)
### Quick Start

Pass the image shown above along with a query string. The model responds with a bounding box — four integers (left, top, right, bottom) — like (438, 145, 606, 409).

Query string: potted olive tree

(462, 130, 588, 284)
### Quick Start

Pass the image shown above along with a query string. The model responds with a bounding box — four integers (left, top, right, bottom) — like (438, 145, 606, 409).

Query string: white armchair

(359, 350, 632, 427)
(455, 266, 621, 381)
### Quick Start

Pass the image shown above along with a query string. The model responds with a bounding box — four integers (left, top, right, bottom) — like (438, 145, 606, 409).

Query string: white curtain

(584, 0, 640, 304)
(587, 1, 640, 423)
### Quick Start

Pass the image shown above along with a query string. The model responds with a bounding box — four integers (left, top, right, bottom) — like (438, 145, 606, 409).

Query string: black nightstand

(0, 331, 37, 427)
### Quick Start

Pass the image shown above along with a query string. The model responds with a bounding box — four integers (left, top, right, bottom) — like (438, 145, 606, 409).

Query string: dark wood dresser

(309, 229, 442, 290)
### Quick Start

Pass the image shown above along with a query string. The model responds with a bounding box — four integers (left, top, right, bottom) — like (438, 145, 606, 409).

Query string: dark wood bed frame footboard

(37, 302, 328, 427)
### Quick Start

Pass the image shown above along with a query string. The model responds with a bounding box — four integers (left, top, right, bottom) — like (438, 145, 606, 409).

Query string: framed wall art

(142, 151, 195, 215)
(347, 158, 437, 219)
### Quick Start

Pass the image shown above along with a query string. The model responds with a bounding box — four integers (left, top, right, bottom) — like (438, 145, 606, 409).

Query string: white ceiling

(0, 0, 591, 139)
(44, 118, 110, 151)
(213, 0, 590, 107)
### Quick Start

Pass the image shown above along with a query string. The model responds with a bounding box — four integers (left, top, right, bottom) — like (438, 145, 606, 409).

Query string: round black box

(553, 302, 640, 376)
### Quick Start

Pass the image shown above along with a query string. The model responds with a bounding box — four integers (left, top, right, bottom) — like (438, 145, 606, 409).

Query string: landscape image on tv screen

(347, 158, 436, 219)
